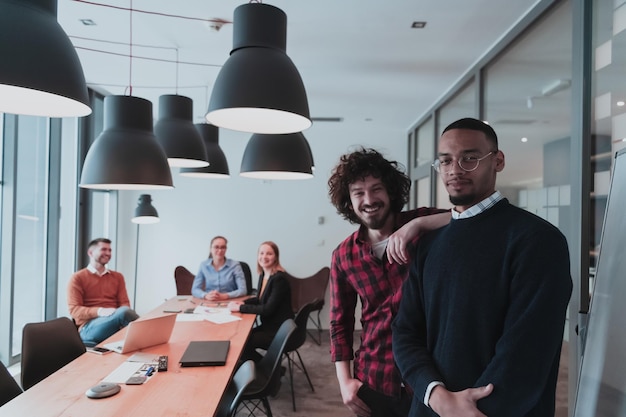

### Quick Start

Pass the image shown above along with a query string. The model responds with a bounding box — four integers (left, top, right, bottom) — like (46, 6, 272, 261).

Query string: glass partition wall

(407, 0, 587, 413)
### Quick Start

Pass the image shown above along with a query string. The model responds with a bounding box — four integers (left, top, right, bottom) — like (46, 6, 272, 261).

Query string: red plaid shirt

(329, 207, 445, 397)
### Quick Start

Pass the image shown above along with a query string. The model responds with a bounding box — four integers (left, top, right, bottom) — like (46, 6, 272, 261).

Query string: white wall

(115, 121, 407, 330)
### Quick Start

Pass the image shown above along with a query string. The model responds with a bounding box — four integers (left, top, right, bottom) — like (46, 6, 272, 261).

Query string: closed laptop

(179, 340, 230, 367)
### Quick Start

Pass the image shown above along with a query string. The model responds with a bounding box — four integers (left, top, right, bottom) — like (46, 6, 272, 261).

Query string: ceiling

(56, 0, 540, 131)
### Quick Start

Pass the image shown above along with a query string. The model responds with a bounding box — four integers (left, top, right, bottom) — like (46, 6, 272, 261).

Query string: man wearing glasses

(392, 118, 572, 416)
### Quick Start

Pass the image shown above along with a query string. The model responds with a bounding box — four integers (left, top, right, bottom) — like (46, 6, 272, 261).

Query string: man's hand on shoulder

(429, 383, 493, 417)
(97, 307, 115, 317)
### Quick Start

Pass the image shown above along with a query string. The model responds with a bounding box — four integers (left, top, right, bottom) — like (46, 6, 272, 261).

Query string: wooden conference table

(0, 296, 256, 417)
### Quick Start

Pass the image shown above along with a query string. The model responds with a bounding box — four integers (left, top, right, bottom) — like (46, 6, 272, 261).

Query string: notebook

(102, 314, 177, 354)
(179, 340, 230, 367)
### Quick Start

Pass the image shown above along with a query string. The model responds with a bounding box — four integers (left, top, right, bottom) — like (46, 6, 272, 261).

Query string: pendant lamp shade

(206, 3, 311, 134)
(80, 95, 174, 190)
(132, 194, 160, 224)
(154, 95, 208, 168)
(180, 124, 230, 178)
(240, 132, 313, 180)
(0, 0, 91, 117)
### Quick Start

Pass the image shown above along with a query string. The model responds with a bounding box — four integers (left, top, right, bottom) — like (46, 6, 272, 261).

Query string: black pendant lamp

(0, 0, 91, 117)
(154, 95, 208, 168)
(206, 3, 311, 134)
(80, 95, 174, 190)
(180, 124, 230, 179)
(132, 194, 160, 224)
(240, 132, 313, 180)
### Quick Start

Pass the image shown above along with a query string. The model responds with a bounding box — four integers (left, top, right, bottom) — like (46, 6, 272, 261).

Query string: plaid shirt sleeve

(329, 242, 358, 362)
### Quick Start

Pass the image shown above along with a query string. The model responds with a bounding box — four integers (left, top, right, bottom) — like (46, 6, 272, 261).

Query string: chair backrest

(174, 265, 195, 295)
(286, 267, 330, 313)
(238, 261, 254, 295)
(21, 317, 86, 390)
(284, 299, 320, 353)
(0, 361, 22, 406)
(244, 319, 297, 398)
(215, 359, 256, 417)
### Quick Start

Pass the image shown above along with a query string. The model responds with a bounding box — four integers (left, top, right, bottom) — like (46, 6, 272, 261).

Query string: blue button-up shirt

(191, 258, 246, 299)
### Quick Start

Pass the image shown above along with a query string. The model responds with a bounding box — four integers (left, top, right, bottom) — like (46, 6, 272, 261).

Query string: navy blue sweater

(392, 199, 572, 416)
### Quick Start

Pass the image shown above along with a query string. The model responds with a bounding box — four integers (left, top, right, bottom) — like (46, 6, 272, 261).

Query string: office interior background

(0, 0, 623, 413)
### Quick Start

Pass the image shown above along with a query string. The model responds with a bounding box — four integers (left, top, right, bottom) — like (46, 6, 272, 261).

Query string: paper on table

(102, 361, 144, 383)
(127, 352, 160, 363)
(192, 305, 242, 324)
(193, 306, 230, 315)
(176, 313, 206, 322)
(204, 313, 242, 324)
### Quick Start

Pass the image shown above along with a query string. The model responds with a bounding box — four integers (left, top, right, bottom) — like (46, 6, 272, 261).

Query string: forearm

(335, 360, 354, 385)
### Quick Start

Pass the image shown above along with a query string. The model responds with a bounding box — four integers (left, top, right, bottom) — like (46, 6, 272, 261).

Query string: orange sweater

(67, 268, 131, 329)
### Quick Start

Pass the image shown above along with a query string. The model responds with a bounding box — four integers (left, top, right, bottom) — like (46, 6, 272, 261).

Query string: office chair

(282, 299, 318, 411)
(239, 261, 255, 295)
(285, 267, 330, 345)
(215, 360, 256, 417)
(0, 361, 22, 406)
(237, 319, 297, 417)
(174, 265, 195, 295)
(21, 317, 86, 390)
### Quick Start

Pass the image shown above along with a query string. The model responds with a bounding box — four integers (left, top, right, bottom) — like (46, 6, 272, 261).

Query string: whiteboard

(573, 148, 626, 416)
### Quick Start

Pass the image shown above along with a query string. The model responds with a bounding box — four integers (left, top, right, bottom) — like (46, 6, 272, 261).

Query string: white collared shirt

(87, 264, 110, 277)
(451, 191, 503, 220)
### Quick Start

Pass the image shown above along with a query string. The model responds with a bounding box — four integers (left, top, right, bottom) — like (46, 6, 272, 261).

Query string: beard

(449, 193, 476, 206)
(358, 204, 391, 230)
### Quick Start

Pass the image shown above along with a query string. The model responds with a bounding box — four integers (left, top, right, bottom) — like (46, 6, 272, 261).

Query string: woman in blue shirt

(191, 236, 247, 301)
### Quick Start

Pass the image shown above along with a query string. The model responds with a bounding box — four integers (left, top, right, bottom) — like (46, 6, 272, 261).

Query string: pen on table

(145, 366, 155, 376)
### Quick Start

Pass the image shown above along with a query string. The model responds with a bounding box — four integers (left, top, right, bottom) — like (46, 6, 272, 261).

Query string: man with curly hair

(328, 147, 449, 417)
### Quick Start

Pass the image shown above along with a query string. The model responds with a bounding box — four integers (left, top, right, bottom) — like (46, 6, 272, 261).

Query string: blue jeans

(79, 306, 139, 346)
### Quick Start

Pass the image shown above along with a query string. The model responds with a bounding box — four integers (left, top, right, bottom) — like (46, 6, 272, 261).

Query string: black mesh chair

(21, 317, 86, 390)
(283, 300, 318, 411)
(215, 360, 256, 417)
(174, 265, 195, 295)
(237, 319, 297, 417)
(0, 361, 22, 406)
(239, 261, 255, 295)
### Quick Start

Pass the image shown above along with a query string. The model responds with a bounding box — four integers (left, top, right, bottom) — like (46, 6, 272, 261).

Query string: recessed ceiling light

(617, 101, 625, 107)
(521, 137, 528, 143)
(411, 21, 427, 29)
(79, 19, 96, 26)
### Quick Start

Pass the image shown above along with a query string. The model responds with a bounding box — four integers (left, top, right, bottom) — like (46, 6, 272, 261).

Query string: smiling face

(210, 237, 227, 263)
(437, 128, 505, 212)
(88, 241, 112, 267)
(348, 175, 393, 231)
(257, 243, 277, 272)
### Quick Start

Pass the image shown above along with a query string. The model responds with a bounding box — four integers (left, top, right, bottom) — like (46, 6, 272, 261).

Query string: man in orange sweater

(67, 238, 139, 346)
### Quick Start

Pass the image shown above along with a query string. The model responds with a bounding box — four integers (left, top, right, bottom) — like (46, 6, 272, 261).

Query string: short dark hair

(88, 238, 111, 250)
(328, 147, 410, 224)
(442, 117, 499, 149)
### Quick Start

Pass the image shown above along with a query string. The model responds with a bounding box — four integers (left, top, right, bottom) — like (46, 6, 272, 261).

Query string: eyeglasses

(432, 151, 496, 173)
(212, 245, 227, 250)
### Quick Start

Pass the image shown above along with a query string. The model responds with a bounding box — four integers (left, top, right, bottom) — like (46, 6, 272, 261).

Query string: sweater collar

(452, 191, 503, 220)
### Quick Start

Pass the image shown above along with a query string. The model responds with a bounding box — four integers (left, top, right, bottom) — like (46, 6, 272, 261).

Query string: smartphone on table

(86, 346, 112, 355)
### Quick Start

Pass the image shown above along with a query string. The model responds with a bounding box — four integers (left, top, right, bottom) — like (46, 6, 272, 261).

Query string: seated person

(191, 235, 247, 301)
(228, 241, 294, 362)
(67, 238, 139, 346)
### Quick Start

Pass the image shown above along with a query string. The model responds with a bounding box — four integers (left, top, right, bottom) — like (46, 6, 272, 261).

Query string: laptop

(102, 314, 177, 354)
(179, 340, 230, 367)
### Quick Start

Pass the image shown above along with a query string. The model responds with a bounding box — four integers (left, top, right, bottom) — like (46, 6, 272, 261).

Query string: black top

(239, 271, 293, 332)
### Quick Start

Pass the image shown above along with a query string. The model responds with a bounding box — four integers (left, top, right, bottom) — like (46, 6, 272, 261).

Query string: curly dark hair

(328, 147, 410, 224)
